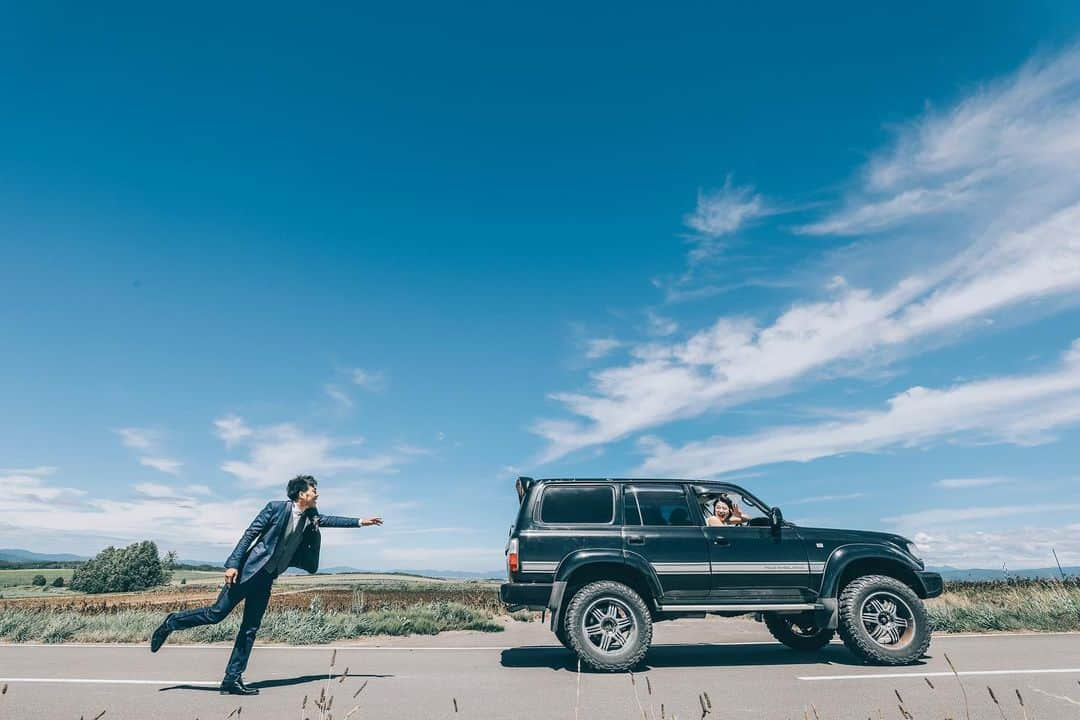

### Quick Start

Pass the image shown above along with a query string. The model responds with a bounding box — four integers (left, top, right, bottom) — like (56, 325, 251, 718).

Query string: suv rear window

(539, 485, 615, 524)
(624, 484, 696, 526)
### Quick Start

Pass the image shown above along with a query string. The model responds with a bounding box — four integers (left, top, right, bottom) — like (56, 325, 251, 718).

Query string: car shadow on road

(159, 672, 393, 692)
(500, 643, 925, 671)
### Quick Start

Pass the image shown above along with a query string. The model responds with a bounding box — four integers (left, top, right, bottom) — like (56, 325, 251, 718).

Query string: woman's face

(714, 501, 730, 520)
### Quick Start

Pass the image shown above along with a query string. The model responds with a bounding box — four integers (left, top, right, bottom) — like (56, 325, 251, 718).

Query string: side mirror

(769, 506, 784, 533)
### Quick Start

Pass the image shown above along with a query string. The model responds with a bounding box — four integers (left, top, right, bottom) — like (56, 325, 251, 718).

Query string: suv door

(622, 483, 710, 604)
(699, 488, 813, 604)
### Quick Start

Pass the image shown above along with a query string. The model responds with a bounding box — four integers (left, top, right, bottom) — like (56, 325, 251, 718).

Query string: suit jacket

(225, 501, 360, 584)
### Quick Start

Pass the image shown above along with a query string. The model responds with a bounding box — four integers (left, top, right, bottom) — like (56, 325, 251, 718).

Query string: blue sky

(3, 3, 1080, 571)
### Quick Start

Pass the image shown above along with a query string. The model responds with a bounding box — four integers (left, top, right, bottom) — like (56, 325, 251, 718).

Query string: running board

(657, 603, 821, 612)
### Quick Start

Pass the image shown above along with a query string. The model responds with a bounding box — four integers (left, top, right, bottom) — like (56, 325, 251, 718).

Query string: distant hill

(0, 548, 88, 563)
(283, 565, 504, 579)
(929, 565, 1080, 581)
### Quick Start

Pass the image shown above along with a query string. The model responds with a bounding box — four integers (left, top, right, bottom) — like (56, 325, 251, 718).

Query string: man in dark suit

(149, 475, 382, 695)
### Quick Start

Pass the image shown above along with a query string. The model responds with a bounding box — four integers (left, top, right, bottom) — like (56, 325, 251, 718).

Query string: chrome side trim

(652, 562, 711, 574)
(657, 603, 820, 612)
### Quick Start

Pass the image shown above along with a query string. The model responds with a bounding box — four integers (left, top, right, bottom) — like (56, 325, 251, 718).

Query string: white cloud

(0, 466, 56, 476)
(133, 482, 181, 498)
(786, 492, 867, 505)
(638, 340, 1080, 478)
(885, 503, 1080, 529)
(933, 476, 1011, 489)
(535, 177, 1080, 464)
(115, 427, 157, 452)
(1, 471, 85, 503)
(585, 338, 623, 360)
(684, 179, 767, 239)
(909, 525, 1080, 569)
(214, 414, 253, 446)
(351, 368, 385, 391)
(645, 310, 678, 337)
(186, 484, 213, 495)
(139, 457, 183, 475)
(219, 419, 401, 488)
(115, 427, 182, 476)
(324, 384, 353, 409)
(799, 48, 1080, 236)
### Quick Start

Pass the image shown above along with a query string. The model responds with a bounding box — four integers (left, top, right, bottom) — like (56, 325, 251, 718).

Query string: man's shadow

(159, 672, 393, 692)
(500, 643, 929, 671)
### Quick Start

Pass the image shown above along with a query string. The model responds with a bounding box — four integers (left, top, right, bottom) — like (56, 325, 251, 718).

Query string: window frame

(621, 482, 702, 528)
(535, 483, 618, 526)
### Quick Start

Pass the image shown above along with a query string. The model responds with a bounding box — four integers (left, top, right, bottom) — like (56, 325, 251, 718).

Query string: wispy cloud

(351, 368, 386, 391)
(910, 524, 1080, 569)
(115, 427, 183, 476)
(584, 338, 623, 360)
(139, 457, 183, 476)
(214, 414, 253, 446)
(638, 340, 1080, 478)
(684, 178, 768, 240)
(786, 492, 867, 505)
(534, 46, 1080, 464)
(324, 384, 354, 409)
(934, 476, 1011, 489)
(219, 417, 402, 488)
(798, 48, 1080, 236)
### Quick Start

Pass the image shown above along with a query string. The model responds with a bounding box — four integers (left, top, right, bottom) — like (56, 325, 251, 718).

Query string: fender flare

(547, 549, 663, 632)
(818, 543, 926, 599)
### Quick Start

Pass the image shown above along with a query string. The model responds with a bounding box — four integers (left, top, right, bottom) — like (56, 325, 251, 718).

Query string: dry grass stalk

(1015, 688, 1028, 720)
(353, 680, 368, 699)
(944, 652, 972, 720)
(338, 666, 349, 683)
(330, 649, 337, 668)
(93, 712, 106, 720)
(698, 693, 709, 719)
(1, 683, 6, 695)
(224, 708, 240, 719)
(574, 657, 582, 720)
(987, 686, 1007, 720)
(628, 672, 648, 720)
(925, 677, 935, 689)
(810, 704, 820, 720)
(453, 697, 459, 712)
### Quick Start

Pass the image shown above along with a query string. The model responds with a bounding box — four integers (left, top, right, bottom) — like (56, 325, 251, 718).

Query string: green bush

(51, 576, 65, 587)
(70, 541, 174, 594)
(31, 575, 46, 586)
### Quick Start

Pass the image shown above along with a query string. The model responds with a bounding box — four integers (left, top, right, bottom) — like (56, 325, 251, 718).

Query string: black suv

(501, 477, 942, 672)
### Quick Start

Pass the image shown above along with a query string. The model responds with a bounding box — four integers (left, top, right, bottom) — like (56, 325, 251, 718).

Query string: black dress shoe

(220, 676, 259, 695)
(150, 613, 175, 653)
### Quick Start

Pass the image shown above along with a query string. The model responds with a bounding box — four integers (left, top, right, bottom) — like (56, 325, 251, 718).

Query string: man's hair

(287, 475, 317, 501)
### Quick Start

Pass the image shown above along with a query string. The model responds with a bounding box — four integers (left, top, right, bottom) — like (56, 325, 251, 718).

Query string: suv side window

(624, 484, 697, 526)
(539, 485, 615, 524)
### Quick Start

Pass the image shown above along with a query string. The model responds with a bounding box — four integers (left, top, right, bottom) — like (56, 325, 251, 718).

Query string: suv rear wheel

(838, 574, 931, 665)
(764, 612, 835, 651)
(564, 580, 652, 672)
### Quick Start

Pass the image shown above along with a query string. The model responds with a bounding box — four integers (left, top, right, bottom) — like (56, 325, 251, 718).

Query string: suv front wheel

(838, 574, 931, 665)
(564, 580, 652, 672)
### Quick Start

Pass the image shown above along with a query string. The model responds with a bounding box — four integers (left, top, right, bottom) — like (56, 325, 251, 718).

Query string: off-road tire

(838, 574, 931, 665)
(564, 580, 652, 672)
(554, 621, 572, 650)
(764, 612, 835, 651)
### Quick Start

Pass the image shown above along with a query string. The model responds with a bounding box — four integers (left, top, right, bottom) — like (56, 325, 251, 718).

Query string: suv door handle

(713, 537, 730, 546)
(627, 535, 645, 545)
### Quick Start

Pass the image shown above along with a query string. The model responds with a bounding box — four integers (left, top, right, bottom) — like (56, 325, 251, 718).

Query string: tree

(70, 540, 174, 594)
(52, 576, 65, 587)
(31, 574, 46, 586)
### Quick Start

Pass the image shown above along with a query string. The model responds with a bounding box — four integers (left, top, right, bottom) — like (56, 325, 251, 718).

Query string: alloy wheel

(580, 597, 636, 654)
(859, 591, 916, 648)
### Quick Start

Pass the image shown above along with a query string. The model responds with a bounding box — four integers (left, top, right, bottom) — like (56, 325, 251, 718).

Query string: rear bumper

(500, 582, 554, 610)
(917, 571, 943, 598)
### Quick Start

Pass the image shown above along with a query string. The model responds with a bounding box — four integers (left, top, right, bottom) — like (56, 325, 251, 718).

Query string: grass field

(0, 568, 75, 587)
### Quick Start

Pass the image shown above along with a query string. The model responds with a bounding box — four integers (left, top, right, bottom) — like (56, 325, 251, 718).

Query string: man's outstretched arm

(316, 514, 383, 528)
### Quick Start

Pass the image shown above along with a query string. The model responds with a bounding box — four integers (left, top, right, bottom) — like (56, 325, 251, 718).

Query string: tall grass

(928, 578, 1080, 632)
(0, 600, 501, 644)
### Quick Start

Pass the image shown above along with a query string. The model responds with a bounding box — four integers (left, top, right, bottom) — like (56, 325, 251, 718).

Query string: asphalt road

(2, 619, 1079, 719)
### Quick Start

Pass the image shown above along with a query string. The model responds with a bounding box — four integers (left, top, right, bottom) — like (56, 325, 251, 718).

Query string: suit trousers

(166, 567, 275, 679)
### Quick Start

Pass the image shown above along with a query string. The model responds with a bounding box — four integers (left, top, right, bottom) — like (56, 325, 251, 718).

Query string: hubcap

(581, 597, 636, 654)
(859, 591, 915, 648)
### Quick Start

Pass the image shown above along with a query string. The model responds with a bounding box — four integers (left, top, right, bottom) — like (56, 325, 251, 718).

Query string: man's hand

(224, 568, 238, 585)
(361, 517, 383, 527)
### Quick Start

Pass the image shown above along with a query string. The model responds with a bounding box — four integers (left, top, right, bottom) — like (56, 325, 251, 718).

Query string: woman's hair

(714, 493, 734, 511)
